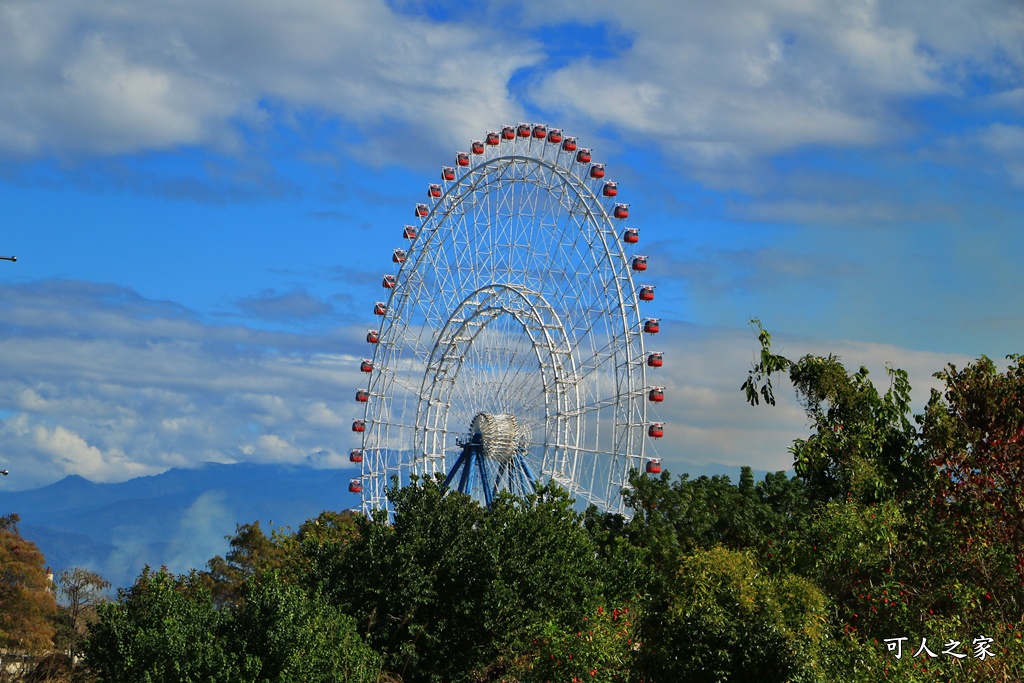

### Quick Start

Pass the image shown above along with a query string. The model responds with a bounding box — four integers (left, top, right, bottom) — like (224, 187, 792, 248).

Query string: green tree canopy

(313, 478, 611, 683)
(640, 546, 828, 683)
(227, 571, 382, 683)
(202, 521, 292, 608)
(85, 566, 231, 683)
(741, 320, 923, 503)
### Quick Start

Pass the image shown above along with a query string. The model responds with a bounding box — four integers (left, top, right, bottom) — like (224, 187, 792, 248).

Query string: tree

(56, 567, 110, 658)
(85, 566, 232, 683)
(288, 510, 362, 592)
(524, 605, 640, 683)
(637, 546, 828, 683)
(923, 355, 1024, 574)
(741, 320, 923, 504)
(227, 572, 382, 683)
(740, 319, 793, 408)
(202, 521, 291, 608)
(295, 509, 361, 546)
(621, 467, 809, 576)
(739, 326, 1024, 678)
(0, 513, 58, 654)
(315, 478, 613, 683)
(321, 477, 492, 682)
(788, 355, 922, 503)
(478, 485, 608, 665)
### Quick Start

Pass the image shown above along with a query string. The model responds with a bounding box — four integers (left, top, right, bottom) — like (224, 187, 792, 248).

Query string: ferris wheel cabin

(632, 255, 648, 271)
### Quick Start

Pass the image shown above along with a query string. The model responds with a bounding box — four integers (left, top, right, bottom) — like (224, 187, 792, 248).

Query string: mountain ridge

(3, 461, 360, 588)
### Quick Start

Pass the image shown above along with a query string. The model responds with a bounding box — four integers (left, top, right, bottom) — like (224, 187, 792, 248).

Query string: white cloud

(0, 0, 537, 161)
(246, 433, 303, 463)
(3, 0, 1018, 169)
(305, 401, 345, 428)
(977, 123, 1024, 187)
(51, 35, 239, 155)
(644, 321, 974, 475)
(14, 416, 160, 482)
(525, 0, 1021, 166)
(0, 280, 365, 488)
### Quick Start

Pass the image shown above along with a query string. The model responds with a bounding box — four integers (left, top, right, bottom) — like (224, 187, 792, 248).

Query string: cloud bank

(0, 280, 362, 488)
(0, 0, 537, 161)
(2, 0, 1020, 173)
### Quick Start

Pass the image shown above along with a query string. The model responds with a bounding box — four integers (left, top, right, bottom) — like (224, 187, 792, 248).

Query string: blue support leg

(443, 447, 470, 490)
(519, 455, 538, 493)
(463, 449, 478, 498)
(476, 453, 495, 507)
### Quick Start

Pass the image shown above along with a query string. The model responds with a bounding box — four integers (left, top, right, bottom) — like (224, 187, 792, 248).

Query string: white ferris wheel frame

(355, 126, 657, 517)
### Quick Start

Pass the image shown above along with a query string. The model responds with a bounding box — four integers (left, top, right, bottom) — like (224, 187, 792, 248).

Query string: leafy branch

(740, 318, 793, 407)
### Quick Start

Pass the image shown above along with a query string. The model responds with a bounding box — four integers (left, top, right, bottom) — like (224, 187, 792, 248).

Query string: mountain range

(3, 462, 361, 589)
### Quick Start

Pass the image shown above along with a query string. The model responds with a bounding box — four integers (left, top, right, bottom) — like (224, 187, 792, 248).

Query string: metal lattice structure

(350, 124, 663, 517)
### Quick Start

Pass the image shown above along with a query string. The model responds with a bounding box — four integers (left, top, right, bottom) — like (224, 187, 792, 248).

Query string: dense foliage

(4, 335, 1024, 682)
(83, 566, 382, 683)
(0, 514, 58, 653)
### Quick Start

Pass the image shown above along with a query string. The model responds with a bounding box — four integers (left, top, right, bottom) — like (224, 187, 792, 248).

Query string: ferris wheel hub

(470, 412, 526, 464)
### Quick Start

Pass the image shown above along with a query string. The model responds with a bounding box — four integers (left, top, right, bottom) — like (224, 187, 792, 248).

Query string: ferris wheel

(349, 123, 665, 517)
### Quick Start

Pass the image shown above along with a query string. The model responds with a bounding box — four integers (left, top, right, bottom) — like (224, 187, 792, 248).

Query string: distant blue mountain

(3, 462, 361, 589)
(2, 460, 772, 589)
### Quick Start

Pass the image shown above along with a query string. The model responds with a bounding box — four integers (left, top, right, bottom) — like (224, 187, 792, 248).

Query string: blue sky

(0, 0, 1021, 490)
